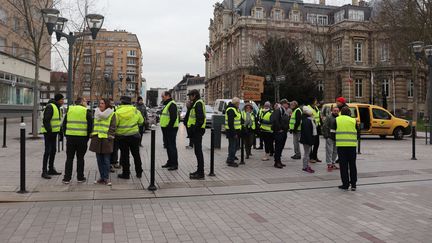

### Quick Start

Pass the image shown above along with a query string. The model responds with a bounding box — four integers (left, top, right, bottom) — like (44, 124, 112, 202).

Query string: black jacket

(322, 113, 337, 140)
(62, 106, 93, 138)
(299, 114, 315, 145)
(271, 107, 289, 132)
(42, 99, 61, 134)
(162, 98, 178, 128)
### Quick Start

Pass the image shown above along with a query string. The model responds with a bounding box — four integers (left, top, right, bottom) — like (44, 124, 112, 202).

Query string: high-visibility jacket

(187, 99, 206, 128)
(336, 115, 357, 147)
(260, 110, 273, 132)
(225, 107, 241, 130)
(160, 100, 179, 128)
(290, 107, 302, 131)
(308, 105, 321, 126)
(41, 103, 61, 133)
(92, 112, 115, 139)
(65, 105, 88, 136)
(241, 111, 256, 130)
(115, 105, 144, 136)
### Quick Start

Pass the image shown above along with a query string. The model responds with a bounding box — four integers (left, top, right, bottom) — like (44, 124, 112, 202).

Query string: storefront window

(0, 72, 34, 105)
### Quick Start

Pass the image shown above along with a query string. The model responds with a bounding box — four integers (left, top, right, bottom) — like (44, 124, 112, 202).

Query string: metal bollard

(411, 125, 417, 160)
(57, 134, 60, 152)
(209, 129, 215, 176)
(357, 132, 361, 155)
(18, 123, 27, 194)
(240, 135, 245, 165)
(2, 117, 6, 148)
(147, 129, 157, 191)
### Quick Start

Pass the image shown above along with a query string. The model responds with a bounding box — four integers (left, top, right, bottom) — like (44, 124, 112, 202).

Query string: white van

(213, 99, 259, 115)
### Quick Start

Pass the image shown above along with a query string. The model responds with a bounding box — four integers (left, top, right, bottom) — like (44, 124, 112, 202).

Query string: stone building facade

(206, 0, 427, 116)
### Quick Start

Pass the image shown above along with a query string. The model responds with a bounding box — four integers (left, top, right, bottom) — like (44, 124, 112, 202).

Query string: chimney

(352, 0, 359, 6)
(319, 0, 326, 5)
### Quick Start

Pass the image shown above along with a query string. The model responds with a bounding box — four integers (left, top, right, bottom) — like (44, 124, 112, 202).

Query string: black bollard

(209, 129, 215, 176)
(357, 132, 361, 155)
(240, 136, 245, 165)
(2, 117, 6, 148)
(18, 123, 27, 194)
(57, 134, 60, 153)
(148, 129, 157, 191)
(21, 116, 24, 123)
(411, 125, 417, 160)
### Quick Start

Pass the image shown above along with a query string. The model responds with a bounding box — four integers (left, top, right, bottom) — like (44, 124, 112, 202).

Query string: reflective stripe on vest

(289, 107, 302, 131)
(92, 112, 114, 139)
(260, 110, 273, 132)
(187, 99, 206, 128)
(41, 103, 61, 133)
(336, 115, 357, 147)
(160, 100, 179, 128)
(224, 107, 241, 130)
(308, 105, 321, 126)
(241, 111, 255, 130)
(65, 105, 88, 136)
(115, 105, 143, 136)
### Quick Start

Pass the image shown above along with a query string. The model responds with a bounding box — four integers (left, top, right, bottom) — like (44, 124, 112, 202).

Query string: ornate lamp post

(42, 8, 104, 105)
(424, 45, 432, 144)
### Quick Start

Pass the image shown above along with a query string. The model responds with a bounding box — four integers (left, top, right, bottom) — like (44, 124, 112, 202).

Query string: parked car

(213, 99, 259, 115)
(321, 103, 411, 140)
(180, 105, 215, 128)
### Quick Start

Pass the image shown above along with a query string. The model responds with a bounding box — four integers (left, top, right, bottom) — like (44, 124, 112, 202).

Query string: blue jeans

(227, 135, 239, 163)
(96, 153, 111, 180)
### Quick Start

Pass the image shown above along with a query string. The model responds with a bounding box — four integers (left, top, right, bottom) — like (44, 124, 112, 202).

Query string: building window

(315, 49, 324, 64)
(0, 8, 7, 24)
(336, 43, 342, 64)
(380, 42, 389, 62)
(255, 8, 264, 19)
(407, 79, 414, 98)
(291, 11, 300, 22)
(354, 42, 362, 62)
(307, 14, 328, 25)
(274, 10, 282, 20)
(12, 43, 18, 56)
(317, 80, 324, 93)
(127, 50, 136, 57)
(335, 10, 345, 23)
(382, 79, 390, 97)
(0, 37, 5, 52)
(355, 79, 363, 98)
(83, 57, 91, 64)
(127, 58, 136, 65)
(348, 10, 364, 21)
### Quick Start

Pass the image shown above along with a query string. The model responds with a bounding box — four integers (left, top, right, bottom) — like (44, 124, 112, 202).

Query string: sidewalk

(1, 117, 432, 202)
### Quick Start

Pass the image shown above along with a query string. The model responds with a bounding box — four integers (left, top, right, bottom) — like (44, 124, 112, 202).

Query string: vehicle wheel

(379, 135, 387, 139)
(393, 127, 404, 140)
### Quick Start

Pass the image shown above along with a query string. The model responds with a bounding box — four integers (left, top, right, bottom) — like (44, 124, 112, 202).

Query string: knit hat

(336, 97, 346, 104)
(54, 94, 64, 101)
(264, 101, 271, 108)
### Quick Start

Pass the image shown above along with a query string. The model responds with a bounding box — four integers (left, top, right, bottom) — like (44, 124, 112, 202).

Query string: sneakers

(331, 163, 339, 169)
(302, 166, 315, 173)
(77, 177, 86, 183)
(48, 169, 62, 175)
(94, 179, 112, 186)
(262, 154, 270, 161)
(316, 159, 322, 163)
(62, 179, 70, 184)
(41, 173, 52, 179)
(338, 185, 349, 190)
(327, 164, 333, 172)
(190, 173, 205, 180)
(309, 159, 317, 163)
(291, 155, 301, 160)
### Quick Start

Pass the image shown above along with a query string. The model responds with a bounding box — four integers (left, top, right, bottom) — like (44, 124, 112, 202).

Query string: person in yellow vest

(160, 91, 179, 171)
(260, 101, 274, 161)
(307, 97, 323, 163)
(89, 98, 116, 185)
(186, 89, 206, 180)
(225, 97, 241, 167)
(334, 106, 358, 191)
(62, 97, 93, 184)
(241, 103, 256, 160)
(116, 96, 144, 179)
(289, 101, 302, 160)
(40, 94, 64, 179)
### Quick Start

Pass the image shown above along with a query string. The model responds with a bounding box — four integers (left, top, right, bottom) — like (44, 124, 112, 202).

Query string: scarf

(244, 112, 252, 128)
(94, 108, 114, 120)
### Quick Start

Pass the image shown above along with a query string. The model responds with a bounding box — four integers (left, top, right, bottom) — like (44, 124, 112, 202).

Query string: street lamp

(42, 8, 104, 106)
(425, 45, 432, 145)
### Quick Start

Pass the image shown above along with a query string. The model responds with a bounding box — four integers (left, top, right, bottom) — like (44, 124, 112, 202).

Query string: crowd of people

(40, 90, 358, 190)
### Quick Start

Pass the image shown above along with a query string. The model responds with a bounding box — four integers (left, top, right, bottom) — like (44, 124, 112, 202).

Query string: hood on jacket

(94, 108, 114, 120)
(116, 105, 136, 120)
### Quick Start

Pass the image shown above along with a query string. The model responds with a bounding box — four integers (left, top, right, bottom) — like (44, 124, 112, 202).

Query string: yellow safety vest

(65, 105, 88, 136)
(336, 115, 357, 147)
(115, 105, 144, 136)
(187, 99, 206, 129)
(41, 103, 61, 133)
(225, 107, 241, 130)
(308, 105, 321, 126)
(241, 111, 255, 130)
(160, 100, 179, 128)
(260, 110, 273, 132)
(289, 107, 302, 131)
(92, 112, 115, 139)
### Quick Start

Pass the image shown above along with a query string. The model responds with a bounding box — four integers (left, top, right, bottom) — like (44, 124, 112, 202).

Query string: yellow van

(321, 103, 411, 140)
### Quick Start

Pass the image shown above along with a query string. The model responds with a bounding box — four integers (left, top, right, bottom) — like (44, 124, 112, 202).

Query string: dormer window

(255, 8, 264, 19)
(307, 14, 328, 25)
(349, 10, 364, 21)
(274, 10, 282, 20)
(335, 10, 345, 23)
(291, 11, 300, 22)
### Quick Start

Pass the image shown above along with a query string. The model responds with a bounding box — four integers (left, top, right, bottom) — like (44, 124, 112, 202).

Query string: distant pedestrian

(110, 98, 120, 171)
(116, 96, 144, 179)
(135, 96, 148, 146)
(260, 101, 274, 161)
(289, 101, 302, 160)
(160, 91, 179, 171)
(299, 106, 316, 173)
(225, 97, 241, 167)
(186, 89, 206, 180)
(241, 103, 256, 159)
(335, 107, 358, 191)
(90, 98, 116, 185)
(255, 105, 264, 150)
(272, 99, 290, 169)
(322, 105, 339, 171)
(336, 97, 348, 110)
(184, 100, 194, 149)
(40, 94, 64, 179)
(308, 98, 322, 163)
(62, 97, 93, 184)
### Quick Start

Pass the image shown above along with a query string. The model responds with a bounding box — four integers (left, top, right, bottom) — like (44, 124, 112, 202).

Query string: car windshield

(205, 105, 214, 113)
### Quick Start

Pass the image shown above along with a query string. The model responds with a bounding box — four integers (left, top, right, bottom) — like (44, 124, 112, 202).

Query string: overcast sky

(53, 0, 352, 89)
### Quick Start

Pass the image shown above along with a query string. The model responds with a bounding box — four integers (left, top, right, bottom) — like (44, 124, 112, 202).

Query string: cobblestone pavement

(1, 118, 432, 201)
(0, 180, 431, 243)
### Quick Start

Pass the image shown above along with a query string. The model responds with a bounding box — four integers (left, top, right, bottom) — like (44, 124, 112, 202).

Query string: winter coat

(299, 114, 315, 146)
(89, 108, 116, 154)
